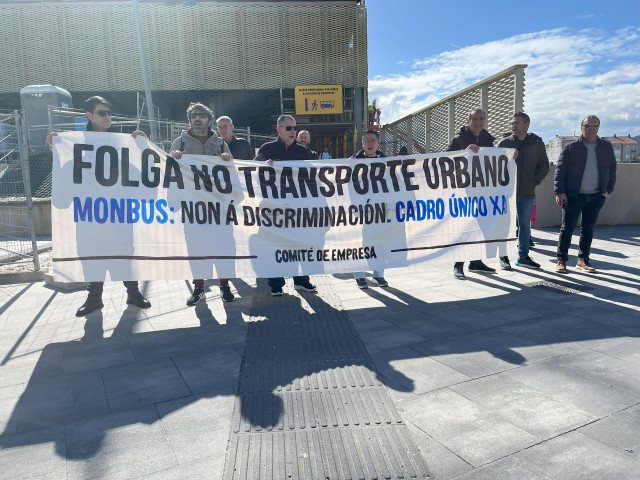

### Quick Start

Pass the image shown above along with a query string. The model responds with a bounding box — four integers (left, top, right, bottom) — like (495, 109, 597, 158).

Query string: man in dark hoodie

(47, 96, 152, 316)
(447, 108, 496, 279)
(497, 112, 549, 270)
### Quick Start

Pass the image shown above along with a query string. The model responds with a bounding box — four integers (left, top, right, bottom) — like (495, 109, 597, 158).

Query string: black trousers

(87, 281, 139, 299)
(557, 193, 606, 261)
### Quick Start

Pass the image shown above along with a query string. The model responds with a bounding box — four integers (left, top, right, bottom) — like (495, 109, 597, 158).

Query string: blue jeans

(557, 193, 606, 261)
(516, 196, 535, 259)
(353, 270, 384, 280)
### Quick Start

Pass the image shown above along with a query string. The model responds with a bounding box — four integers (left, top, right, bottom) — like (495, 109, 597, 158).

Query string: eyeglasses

(94, 109, 112, 117)
(282, 125, 297, 131)
(190, 112, 209, 119)
(582, 123, 599, 128)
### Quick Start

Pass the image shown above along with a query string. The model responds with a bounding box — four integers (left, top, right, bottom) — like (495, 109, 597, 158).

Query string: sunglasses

(190, 112, 209, 119)
(582, 123, 599, 128)
(94, 109, 112, 117)
(282, 125, 297, 131)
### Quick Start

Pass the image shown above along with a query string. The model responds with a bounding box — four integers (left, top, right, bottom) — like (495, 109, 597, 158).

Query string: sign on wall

(295, 85, 343, 115)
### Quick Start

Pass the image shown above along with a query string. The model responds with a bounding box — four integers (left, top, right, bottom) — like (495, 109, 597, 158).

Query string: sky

(365, 0, 640, 143)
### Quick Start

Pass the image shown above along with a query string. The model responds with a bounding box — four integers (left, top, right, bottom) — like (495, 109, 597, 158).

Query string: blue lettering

(127, 198, 140, 223)
(396, 201, 405, 222)
(94, 197, 108, 224)
(73, 196, 92, 222)
(155, 199, 168, 224)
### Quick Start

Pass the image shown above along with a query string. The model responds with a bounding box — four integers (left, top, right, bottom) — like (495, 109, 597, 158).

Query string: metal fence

(379, 65, 527, 155)
(0, 110, 41, 272)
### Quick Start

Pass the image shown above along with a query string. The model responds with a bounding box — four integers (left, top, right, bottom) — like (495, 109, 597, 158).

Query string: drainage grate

(525, 281, 593, 294)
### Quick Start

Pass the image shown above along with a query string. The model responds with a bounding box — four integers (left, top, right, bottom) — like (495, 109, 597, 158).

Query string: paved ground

(0, 226, 638, 479)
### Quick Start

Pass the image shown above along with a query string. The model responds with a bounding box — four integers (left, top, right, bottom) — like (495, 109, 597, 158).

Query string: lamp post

(133, 0, 159, 140)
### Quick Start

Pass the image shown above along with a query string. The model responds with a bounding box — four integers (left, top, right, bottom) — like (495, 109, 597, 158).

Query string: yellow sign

(295, 85, 343, 115)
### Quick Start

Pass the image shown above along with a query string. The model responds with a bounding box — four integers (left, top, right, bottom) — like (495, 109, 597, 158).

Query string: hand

(131, 130, 147, 139)
(220, 152, 233, 162)
(555, 193, 567, 207)
(170, 150, 183, 159)
(513, 150, 519, 159)
(46, 132, 58, 147)
(602, 192, 608, 198)
(467, 144, 480, 153)
(266, 159, 274, 166)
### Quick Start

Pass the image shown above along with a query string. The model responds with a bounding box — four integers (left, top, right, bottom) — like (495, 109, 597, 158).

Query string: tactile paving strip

(224, 276, 430, 479)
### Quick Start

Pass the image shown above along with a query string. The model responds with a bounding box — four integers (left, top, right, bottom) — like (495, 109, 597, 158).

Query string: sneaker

(499, 256, 512, 270)
(355, 278, 368, 289)
(468, 261, 496, 273)
(453, 263, 466, 279)
(516, 256, 541, 269)
(577, 257, 596, 273)
(270, 284, 283, 296)
(76, 297, 104, 317)
(186, 286, 206, 305)
(294, 281, 316, 292)
(372, 277, 388, 287)
(556, 258, 567, 273)
(220, 284, 235, 302)
(127, 290, 151, 308)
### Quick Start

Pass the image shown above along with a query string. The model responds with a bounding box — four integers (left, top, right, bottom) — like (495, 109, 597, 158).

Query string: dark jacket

(447, 126, 495, 151)
(497, 133, 549, 197)
(227, 136, 253, 160)
(354, 150, 385, 158)
(554, 136, 617, 197)
(255, 137, 309, 161)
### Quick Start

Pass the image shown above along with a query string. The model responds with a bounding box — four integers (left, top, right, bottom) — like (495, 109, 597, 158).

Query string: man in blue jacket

(554, 115, 616, 273)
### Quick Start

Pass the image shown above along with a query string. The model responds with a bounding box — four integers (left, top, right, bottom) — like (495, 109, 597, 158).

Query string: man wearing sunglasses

(254, 115, 316, 296)
(554, 115, 616, 273)
(170, 103, 233, 306)
(48, 96, 152, 316)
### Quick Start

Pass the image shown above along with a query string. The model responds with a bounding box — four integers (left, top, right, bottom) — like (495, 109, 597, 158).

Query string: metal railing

(379, 65, 527, 155)
(0, 110, 40, 272)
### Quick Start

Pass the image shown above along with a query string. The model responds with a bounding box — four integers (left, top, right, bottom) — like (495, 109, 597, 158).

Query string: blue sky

(365, 0, 640, 142)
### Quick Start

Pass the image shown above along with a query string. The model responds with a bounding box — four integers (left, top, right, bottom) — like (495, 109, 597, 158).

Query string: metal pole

(133, 0, 159, 140)
(15, 110, 40, 271)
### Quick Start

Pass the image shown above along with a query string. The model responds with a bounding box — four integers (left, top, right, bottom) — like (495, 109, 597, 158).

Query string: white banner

(51, 132, 517, 282)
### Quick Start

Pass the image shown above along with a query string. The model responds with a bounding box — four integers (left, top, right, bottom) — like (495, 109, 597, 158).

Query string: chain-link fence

(379, 65, 527, 155)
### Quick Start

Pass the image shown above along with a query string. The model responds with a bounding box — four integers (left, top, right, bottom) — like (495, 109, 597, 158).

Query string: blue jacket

(554, 136, 616, 197)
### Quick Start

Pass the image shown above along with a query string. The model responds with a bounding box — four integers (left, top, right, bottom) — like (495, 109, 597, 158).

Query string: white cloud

(369, 27, 640, 142)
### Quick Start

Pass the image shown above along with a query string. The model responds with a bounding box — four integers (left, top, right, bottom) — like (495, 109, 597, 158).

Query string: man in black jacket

(497, 112, 549, 270)
(447, 108, 496, 278)
(254, 115, 316, 296)
(554, 115, 616, 273)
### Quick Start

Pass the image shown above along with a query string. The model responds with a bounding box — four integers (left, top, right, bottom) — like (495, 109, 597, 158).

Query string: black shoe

(499, 256, 512, 270)
(294, 281, 317, 292)
(355, 278, 368, 289)
(76, 297, 104, 317)
(127, 290, 151, 308)
(220, 284, 235, 302)
(468, 261, 496, 273)
(270, 284, 283, 296)
(453, 263, 465, 279)
(186, 286, 206, 306)
(372, 276, 388, 287)
(516, 256, 541, 269)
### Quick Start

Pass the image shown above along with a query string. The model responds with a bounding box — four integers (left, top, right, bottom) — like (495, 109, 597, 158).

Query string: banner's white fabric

(51, 132, 517, 282)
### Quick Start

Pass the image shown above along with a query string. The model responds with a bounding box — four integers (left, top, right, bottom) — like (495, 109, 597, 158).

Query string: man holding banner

(497, 112, 549, 270)
(447, 108, 497, 279)
(48, 96, 152, 317)
(352, 129, 388, 289)
(254, 115, 317, 296)
(169, 103, 234, 305)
